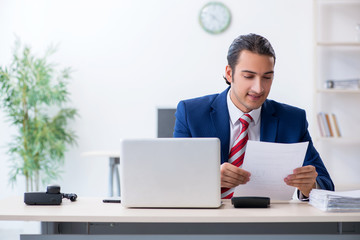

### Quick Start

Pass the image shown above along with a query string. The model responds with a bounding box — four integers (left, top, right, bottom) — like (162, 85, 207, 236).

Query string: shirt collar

(227, 89, 261, 126)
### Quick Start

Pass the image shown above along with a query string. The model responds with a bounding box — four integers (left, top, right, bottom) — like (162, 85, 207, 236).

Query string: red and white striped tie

(221, 113, 253, 199)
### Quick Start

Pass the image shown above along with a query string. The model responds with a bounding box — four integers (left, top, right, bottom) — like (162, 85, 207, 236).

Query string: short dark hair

(224, 33, 276, 85)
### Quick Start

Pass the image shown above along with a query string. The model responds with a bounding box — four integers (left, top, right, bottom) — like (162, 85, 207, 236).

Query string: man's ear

(225, 65, 232, 84)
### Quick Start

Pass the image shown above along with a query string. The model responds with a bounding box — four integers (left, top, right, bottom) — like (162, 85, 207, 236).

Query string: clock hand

(210, 14, 219, 22)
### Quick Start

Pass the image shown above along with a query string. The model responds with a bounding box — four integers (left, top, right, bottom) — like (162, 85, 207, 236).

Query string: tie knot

(239, 114, 253, 128)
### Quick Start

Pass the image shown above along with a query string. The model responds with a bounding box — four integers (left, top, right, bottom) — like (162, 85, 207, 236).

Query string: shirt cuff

(298, 181, 320, 201)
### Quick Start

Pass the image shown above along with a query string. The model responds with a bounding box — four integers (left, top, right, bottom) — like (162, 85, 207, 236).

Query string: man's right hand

(220, 162, 251, 188)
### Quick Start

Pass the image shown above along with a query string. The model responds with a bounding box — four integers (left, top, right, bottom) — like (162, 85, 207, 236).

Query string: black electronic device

(24, 185, 77, 205)
(231, 197, 270, 208)
(103, 197, 121, 203)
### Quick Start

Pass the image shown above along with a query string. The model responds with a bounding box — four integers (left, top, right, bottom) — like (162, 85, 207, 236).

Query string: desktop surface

(0, 196, 359, 223)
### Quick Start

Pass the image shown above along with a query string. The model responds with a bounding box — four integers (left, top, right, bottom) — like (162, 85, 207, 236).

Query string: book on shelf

(317, 112, 341, 138)
(325, 114, 333, 137)
(309, 189, 360, 212)
(325, 78, 360, 90)
(330, 114, 341, 137)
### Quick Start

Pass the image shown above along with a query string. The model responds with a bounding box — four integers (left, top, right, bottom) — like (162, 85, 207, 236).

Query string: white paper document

(234, 141, 309, 201)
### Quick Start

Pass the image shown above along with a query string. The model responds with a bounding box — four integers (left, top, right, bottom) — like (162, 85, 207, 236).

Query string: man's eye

(263, 76, 272, 80)
(243, 75, 253, 79)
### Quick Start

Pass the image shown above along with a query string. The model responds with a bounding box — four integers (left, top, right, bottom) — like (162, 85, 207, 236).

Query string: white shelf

(317, 42, 360, 47)
(316, 89, 360, 94)
(317, 0, 360, 5)
(316, 137, 360, 144)
(314, 0, 360, 194)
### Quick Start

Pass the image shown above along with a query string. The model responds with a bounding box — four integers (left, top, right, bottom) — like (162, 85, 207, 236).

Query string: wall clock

(199, 2, 231, 34)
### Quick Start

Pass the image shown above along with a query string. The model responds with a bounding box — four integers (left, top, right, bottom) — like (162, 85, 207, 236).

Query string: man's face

(226, 50, 274, 113)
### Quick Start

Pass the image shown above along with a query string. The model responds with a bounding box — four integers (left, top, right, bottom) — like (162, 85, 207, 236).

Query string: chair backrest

(157, 108, 176, 138)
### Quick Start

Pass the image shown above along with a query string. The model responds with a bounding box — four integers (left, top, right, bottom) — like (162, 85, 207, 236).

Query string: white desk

(0, 197, 359, 239)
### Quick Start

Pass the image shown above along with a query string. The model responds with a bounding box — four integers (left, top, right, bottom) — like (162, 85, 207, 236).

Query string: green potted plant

(0, 40, 78, 191)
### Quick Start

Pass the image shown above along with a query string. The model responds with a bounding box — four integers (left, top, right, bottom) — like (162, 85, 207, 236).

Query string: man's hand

(284, 165, 318, 197)
(220, 162, 251, 188)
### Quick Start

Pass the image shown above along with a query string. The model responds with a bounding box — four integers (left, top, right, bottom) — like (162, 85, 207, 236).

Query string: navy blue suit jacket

(174, 87, 334, 191)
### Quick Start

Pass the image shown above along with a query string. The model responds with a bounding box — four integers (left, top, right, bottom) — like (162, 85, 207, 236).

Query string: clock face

(199, 2, 231, 34)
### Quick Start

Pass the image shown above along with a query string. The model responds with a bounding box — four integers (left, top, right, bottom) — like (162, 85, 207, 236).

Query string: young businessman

(173, 33, 334, 199)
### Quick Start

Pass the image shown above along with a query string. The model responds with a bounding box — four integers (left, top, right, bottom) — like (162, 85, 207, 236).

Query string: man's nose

(251, 77, 264, 93)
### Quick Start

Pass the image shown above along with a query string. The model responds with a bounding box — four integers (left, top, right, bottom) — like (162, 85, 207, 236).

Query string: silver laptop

(120, 138, 221, 208)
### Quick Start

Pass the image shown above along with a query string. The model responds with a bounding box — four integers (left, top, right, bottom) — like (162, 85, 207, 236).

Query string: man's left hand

(284, 165, 318, 198)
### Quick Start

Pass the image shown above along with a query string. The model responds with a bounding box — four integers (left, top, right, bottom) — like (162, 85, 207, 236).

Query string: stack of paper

(309, 189, 360, 212)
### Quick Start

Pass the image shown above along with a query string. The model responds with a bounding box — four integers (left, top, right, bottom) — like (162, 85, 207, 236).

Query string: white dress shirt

(226, 89, 261, 152)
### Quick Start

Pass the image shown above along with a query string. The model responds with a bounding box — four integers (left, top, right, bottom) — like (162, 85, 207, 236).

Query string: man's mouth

(247, 93, 262, 101)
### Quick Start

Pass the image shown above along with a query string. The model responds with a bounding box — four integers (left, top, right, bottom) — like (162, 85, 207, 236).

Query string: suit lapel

(260, 100, 278, 142)
(210, 88, 230, 163)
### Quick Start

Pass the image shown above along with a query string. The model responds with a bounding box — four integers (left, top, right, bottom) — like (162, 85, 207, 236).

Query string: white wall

(0, 0, 315, 199)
